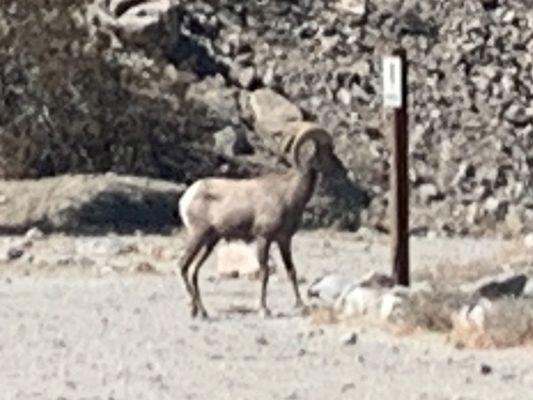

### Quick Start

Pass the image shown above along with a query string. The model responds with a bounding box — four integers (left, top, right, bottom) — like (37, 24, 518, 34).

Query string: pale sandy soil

(0, 232, 532, 400)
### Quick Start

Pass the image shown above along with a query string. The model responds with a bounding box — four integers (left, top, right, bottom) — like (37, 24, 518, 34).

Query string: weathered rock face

(0, 173, 185, 234)
(0, 0, 263, 184)
(1, 0, 533, 235)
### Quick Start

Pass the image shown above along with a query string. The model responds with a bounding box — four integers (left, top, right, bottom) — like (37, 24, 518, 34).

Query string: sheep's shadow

(217, 303, 309, 320)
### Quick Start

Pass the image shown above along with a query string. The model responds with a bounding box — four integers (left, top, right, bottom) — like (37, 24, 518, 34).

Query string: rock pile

(1, 0, 532, 235)
(308, 268, 533, 347)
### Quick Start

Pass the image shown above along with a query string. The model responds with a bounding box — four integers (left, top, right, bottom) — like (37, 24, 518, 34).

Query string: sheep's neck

(289, 168, 318, 212)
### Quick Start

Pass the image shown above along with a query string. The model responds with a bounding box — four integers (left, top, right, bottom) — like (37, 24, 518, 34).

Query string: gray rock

(186, 77, 241, 129)
(213, 126, 254, 157)
(0, 174, 185, 234)
(340, 331, 358, 346)
(477, 274, 528, 299)
(480, 364, 493, 375)
(357, 271, 395, 289)
(351, 83, 371, 103)
(256, 336, 269, 346)
(235, 66, 256, 89)
(419, 184, 439, 204)
(248, 88, 303, 138)
(462, 273, 529, 300)
(25, 227, 44, 241)
(504, 103, 532, 126)
(88, 0, 177, 46)
(6, 245, 24, 261)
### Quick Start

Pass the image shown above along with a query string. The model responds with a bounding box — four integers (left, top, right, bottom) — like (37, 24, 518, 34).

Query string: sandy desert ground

(1, 231, 532, 400)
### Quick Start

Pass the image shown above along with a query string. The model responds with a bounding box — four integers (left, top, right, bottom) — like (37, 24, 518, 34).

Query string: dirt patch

(1, 232, 533, 398)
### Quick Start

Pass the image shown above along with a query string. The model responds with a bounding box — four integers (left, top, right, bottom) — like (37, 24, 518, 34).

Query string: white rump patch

(179, 181, 202, 228)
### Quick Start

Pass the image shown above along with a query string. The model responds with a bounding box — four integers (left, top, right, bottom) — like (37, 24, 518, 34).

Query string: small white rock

(484, 197, 501, 212)
(338, 286, 381, 316)
(522, 278, 533, 298)
(380, 293, 404, 321)
(100, 266, 115, 276)
(25, 227, 44, 241)
(468, 298, 493, 329)
(335, 0, 367, 15)
(524, 233, 533, 249)
(336, 88, 352, 106)
(307, 274, 351, 304)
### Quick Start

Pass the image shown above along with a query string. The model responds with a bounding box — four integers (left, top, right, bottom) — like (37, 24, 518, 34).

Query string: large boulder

(0, 173, 185, 234)
(247, 88, 303, 139)
(87, 0, 178, 50)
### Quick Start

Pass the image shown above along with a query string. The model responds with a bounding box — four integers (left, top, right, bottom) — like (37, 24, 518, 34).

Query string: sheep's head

(283, 122, 341, 174)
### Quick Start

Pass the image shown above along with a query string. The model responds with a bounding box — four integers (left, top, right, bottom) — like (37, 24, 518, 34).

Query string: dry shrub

(308, 284, 533, 348)
(308, 305, 339, 325)
(308, 288, 468, 333)
(415, 240, 531, 285)
(396, 289, 471, 332)
(313, 310, 424, 338)
(449, 298, 533, 349)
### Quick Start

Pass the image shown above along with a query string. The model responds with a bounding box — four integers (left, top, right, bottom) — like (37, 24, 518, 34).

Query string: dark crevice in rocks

(481, 0, 501, 11)
(166, 34, 229, 79)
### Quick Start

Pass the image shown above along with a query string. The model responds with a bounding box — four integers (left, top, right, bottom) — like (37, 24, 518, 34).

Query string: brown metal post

(390, 48, 410, 286)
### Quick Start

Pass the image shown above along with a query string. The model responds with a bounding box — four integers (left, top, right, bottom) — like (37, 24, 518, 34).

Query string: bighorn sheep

(178, 122, 340, 318)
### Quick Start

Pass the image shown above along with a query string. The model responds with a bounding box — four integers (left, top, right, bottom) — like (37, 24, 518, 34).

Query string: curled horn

(287, 122, 332, 168)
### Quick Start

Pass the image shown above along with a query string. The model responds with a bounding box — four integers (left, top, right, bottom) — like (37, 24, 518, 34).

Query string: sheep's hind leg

(257, 237, 272, 318)
(178, 232, 205, 316)
(190, 237, 218, 319)
(278, 239, 304, 309)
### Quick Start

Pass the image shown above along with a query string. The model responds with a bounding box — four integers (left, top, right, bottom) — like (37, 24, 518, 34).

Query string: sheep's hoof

(199, 309, 209, 320)
(294, 299, 305, 309)
(259, 307, 272, 318)
(296, 303, 311, 317)
(191, 306, 199, 318)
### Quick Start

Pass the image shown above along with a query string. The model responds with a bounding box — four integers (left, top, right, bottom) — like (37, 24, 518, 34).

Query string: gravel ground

(1, 232, 532, 400)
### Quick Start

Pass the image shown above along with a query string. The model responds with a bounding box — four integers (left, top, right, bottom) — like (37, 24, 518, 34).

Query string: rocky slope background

(0, 0, 532, 236)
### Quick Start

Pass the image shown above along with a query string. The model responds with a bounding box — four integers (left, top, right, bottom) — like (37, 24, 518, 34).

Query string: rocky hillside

(1, 0, 532, 236)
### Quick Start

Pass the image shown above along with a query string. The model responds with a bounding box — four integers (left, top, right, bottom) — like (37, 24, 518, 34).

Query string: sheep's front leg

(257, 237, 272, 317)
(278, 239, 304, 308)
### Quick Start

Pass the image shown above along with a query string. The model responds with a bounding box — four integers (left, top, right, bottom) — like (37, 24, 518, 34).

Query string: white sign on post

(383, 56, 403, 108)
